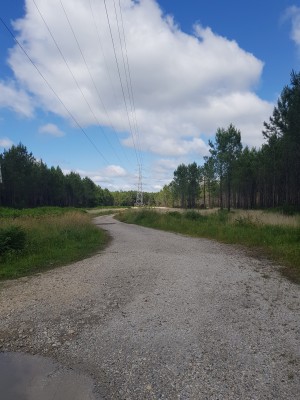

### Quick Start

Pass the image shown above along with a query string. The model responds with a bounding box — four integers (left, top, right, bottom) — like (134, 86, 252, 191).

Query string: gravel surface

(0, 215, 299, 399)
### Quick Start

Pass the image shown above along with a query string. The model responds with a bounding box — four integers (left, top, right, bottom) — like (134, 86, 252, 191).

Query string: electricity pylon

(135, 165, 143, 206)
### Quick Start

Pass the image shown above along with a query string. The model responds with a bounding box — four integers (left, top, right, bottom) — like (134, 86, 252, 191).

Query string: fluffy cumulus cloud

(285, 6, 300, 48)
(0, 80, 34, 117)
(148, 158, 181, 190)
(39, 123, 65, 137)
(62, 165, 131, 190)
(2, 0, 273, 166)
(103, 165, 127, 177)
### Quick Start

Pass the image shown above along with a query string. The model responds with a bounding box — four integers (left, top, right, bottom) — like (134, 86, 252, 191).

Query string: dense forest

(0, 143, 114, 208)
(0, 143, 156, 208)
(0, 71, 299, 210)
(156, 71, 300, 211)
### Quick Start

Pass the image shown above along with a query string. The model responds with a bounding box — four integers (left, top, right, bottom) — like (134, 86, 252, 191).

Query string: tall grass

(0, 208, 108, 280)
(229, 209, 300, 228)
(116, 209, 300, 283)
(86, 207, 130, 216)
(0, 206, 83, 218)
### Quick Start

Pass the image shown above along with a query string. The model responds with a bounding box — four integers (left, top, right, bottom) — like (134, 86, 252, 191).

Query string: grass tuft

(0, 207, 108, 280)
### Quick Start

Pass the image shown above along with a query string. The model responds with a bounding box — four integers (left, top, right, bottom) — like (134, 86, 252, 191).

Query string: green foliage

(154, 184, 174, 207)
(0, 206, 84, 218)
(216, 209, 230, 223)
(172, 162, 202, 208)
(208, 124, 242, 211)
(201, 156, 218, 208)
(0, 225, 26, 255)
(111, 190, 156, 207)
(154, 71, 300, 212)
(262, 70, 300, 207)
(280, 206, 300, 216)
(184, 211, 207, 221)
(0, 209, 109, 280)
(0, 144, 114, 208)
(167, 211, 182, 218)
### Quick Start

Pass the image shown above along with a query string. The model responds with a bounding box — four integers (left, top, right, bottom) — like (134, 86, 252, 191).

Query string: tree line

(1, 70, 299, 210)
(156, 71, 300, 211)
(0, 144, 114, 208)
(0, 143, 157, 208)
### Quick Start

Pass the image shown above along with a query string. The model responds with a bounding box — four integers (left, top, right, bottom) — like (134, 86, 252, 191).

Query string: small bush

(0, 226, 26, 255)
(280, 205, 300, 216)
(216, 209, 230, 223)
(168, 211, 182, 219)
(234, 215, 257, 227)
(184, 211, 206, 221)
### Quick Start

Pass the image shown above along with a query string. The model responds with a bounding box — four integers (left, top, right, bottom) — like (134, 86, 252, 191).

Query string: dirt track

(0, 215, 299, 399)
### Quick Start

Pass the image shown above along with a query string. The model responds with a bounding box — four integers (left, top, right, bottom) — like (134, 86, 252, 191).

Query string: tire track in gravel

(0, 214, 299, 399)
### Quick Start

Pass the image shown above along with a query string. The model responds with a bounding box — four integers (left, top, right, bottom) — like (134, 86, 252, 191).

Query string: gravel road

(0, 215, 299, 399)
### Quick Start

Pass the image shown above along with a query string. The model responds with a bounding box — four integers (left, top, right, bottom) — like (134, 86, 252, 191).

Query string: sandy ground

(0, 215, 299, 399)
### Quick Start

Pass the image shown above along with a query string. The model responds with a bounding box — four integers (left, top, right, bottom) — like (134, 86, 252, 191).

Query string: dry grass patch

(0, 208, 108, 280)
(230, 210, 300, 228)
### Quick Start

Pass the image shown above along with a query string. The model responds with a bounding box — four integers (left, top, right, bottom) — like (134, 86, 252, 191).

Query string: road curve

(0, 215, 299, 399)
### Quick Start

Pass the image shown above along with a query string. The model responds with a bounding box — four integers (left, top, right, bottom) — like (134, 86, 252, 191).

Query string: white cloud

(154, 159, 179, 172)
(39, 123, 65, 137)
(0, 137, 14, 148)
(62, 165, 129, 188)
(103, 165, 127, 177)
(285, 6, 300, 48)
(146, 158, 179, 190)
(4, 0, 273, 162)
(0, 80, 34, 117)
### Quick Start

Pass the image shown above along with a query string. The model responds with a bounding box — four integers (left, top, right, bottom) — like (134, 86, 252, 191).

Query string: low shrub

(0, 226, 26, 255)
(167, 211, 182, 218)
(184, 211, 207, 221)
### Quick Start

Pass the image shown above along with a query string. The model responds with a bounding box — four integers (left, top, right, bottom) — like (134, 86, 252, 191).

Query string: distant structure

(135, 165, 143, 206)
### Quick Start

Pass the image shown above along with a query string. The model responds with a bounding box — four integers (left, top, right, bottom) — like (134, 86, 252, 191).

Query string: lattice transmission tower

(135, 165, 143, 206)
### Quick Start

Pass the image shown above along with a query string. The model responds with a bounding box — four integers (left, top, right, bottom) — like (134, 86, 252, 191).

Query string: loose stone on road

(0, 215, 299, 399)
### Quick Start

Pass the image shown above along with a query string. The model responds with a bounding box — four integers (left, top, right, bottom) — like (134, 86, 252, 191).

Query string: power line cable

(88, 0, 119, 109)
(37, 0, 126, 166)
(0, 15, 109, 164)
(112, 0, 137, 145)
(115, 0, 144, 203)
(116, 0, 143, 166)
(103, 0, 139, 166)
(87, 0, 133, 166)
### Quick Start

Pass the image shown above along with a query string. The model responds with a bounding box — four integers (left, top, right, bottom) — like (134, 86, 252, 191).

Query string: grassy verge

(86, 206, 130, 217)
(0, 207, 109, 280)
(116, 209, 300, 283)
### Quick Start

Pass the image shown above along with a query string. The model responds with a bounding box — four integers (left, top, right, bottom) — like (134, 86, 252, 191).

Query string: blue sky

(0, 0, 299, 192)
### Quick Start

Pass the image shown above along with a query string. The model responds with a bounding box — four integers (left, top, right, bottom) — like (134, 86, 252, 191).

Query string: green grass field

(0, 207, 109, 280)
(116, 209, 300, 283)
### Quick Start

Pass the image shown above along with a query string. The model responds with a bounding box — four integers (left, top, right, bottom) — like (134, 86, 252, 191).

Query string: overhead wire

(46, 0, 129, 166)
(112, 0, 137, 149)
(0, 15, 110, 164)
(2, 1, 147, 192)
(88, 0, 119, 110)
(115, 0, 143, 167)
(114, 0, 144, 199)
(88, 0, 133, 166)
(103, 0, 140, 166)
